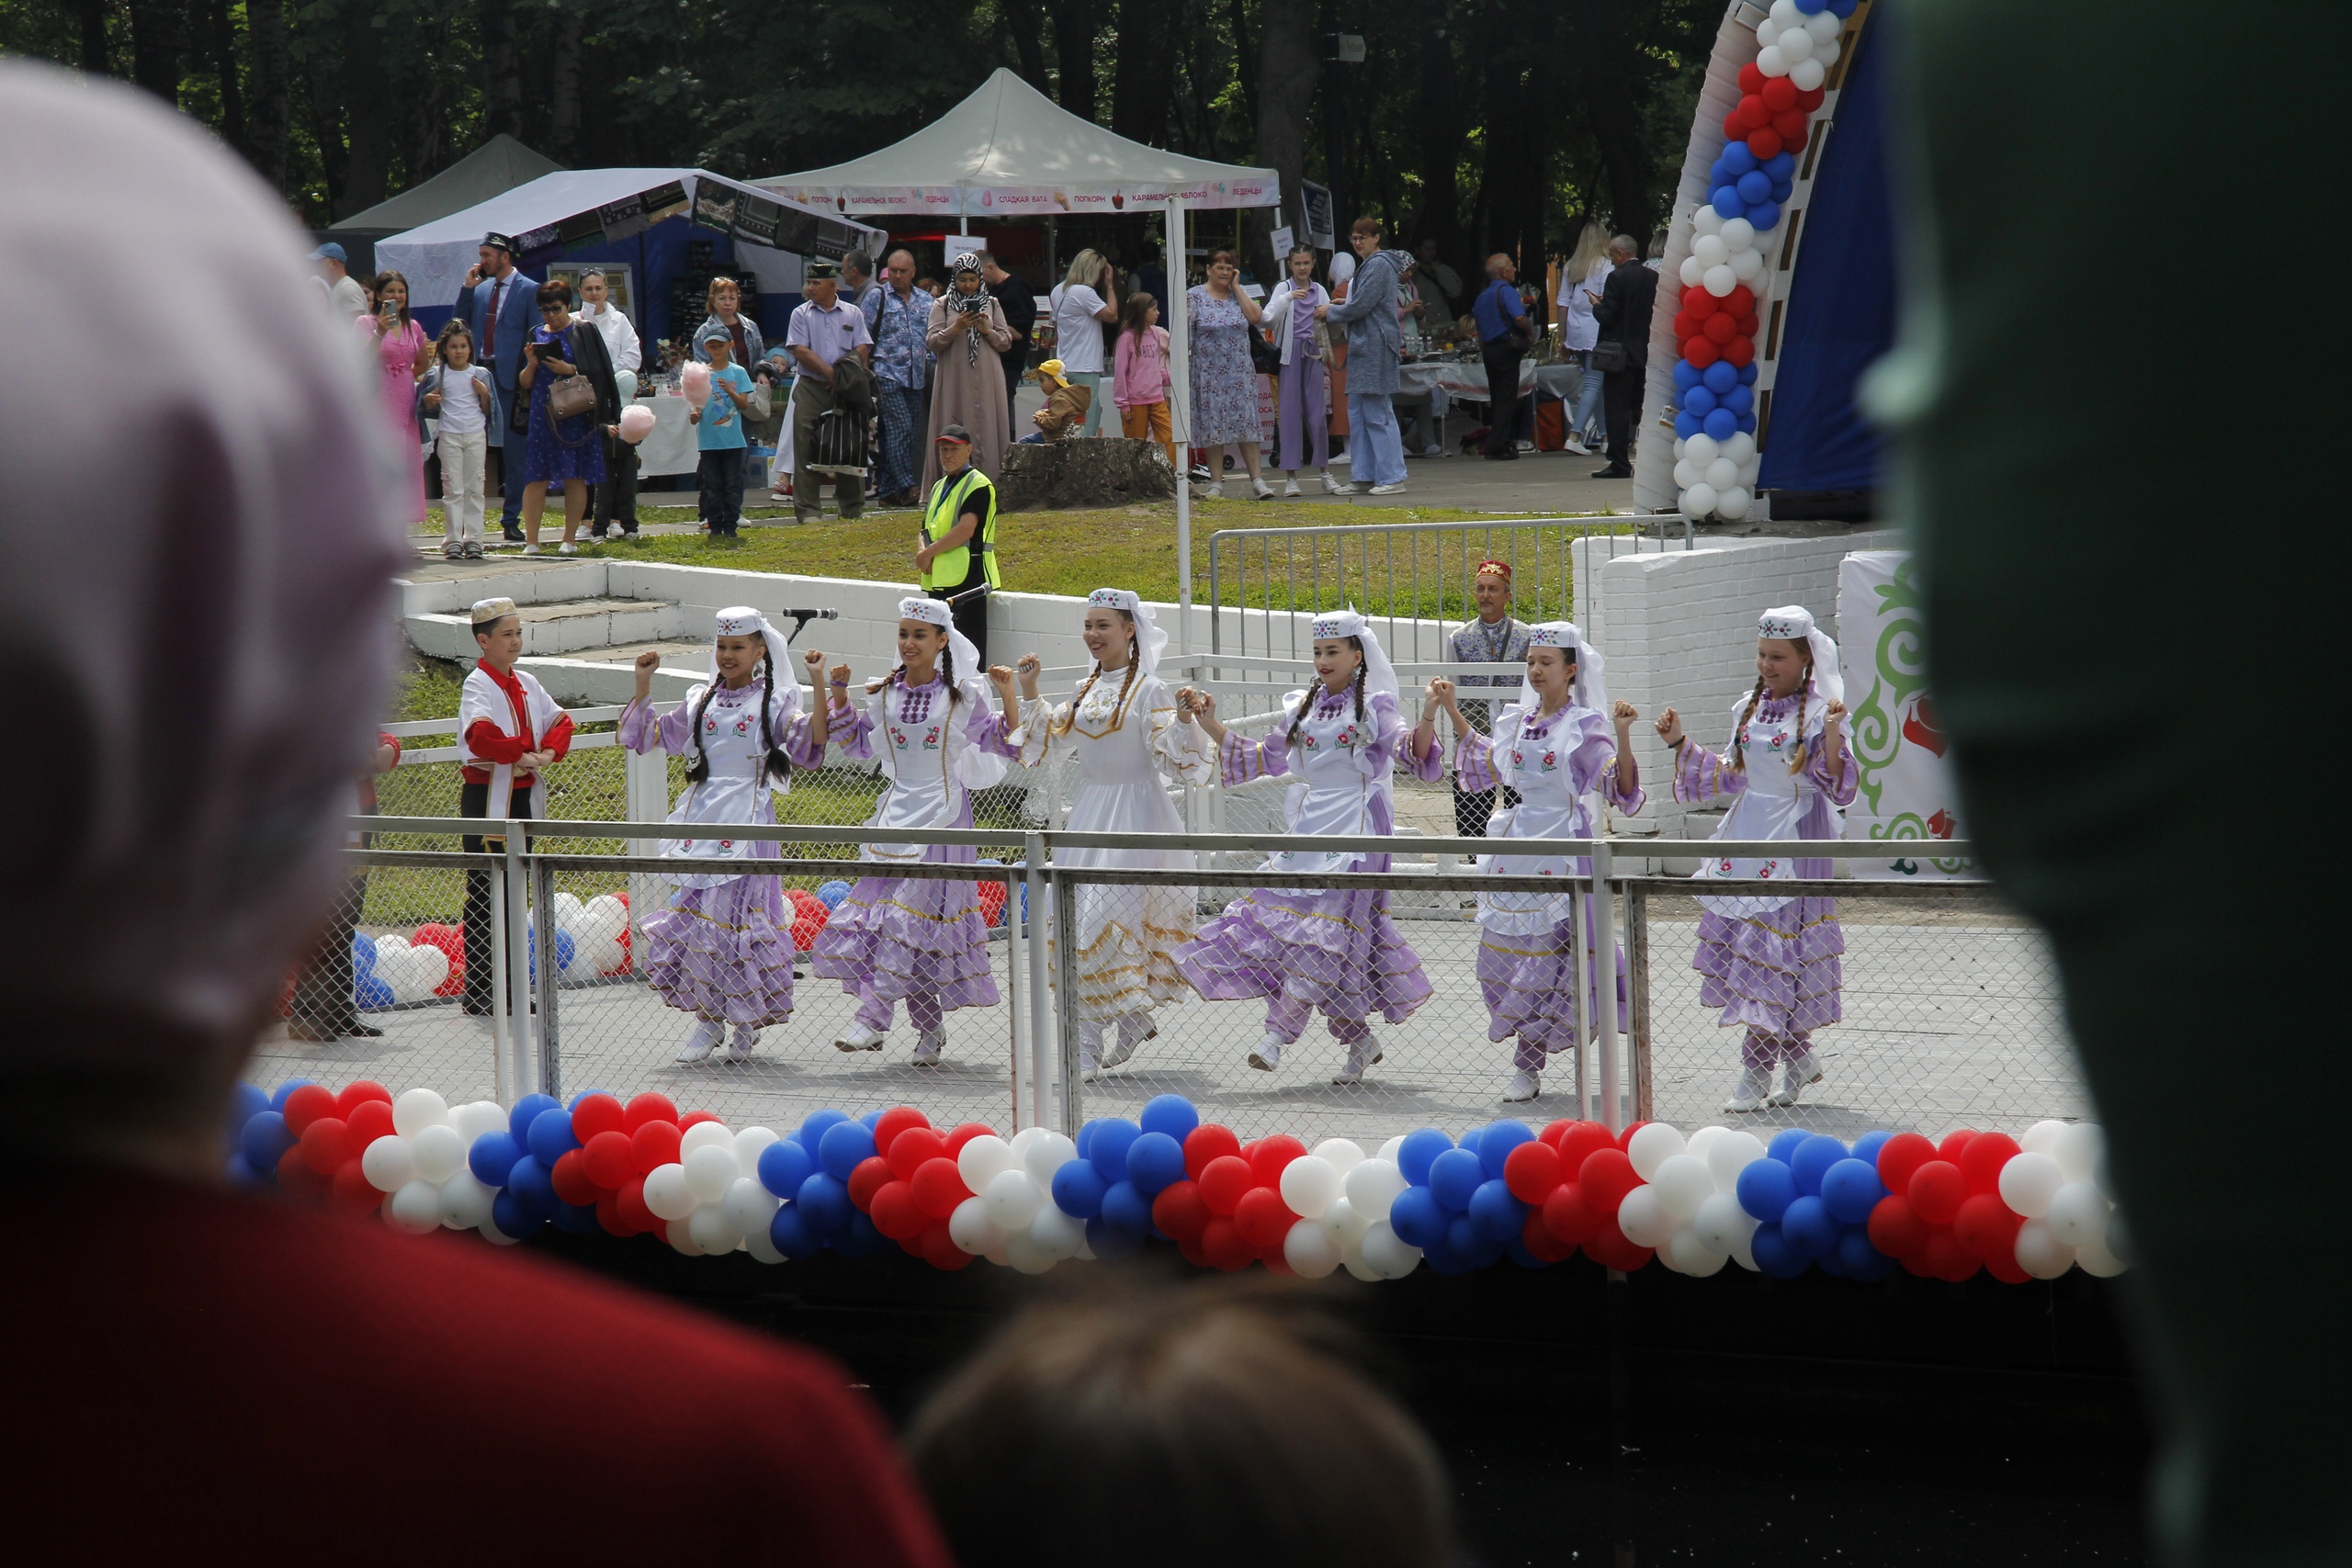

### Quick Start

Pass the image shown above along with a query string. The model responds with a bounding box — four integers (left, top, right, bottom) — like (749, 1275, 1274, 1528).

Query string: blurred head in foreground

(0, 61, 404, 1167)
(907, 1281, 1456, 1568)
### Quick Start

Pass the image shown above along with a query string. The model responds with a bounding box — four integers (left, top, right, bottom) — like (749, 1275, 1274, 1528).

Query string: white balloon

(1342, 1157, 1408, 1219)
(1755, 17, 1781, 47)
(664, 1216, 704, 1257)
(1074, 1225, 1097, 1263)
(1704, 1129, 1765, 1188)
(1359, 1220, 1422, 1280)
(1008, 1125, 1051, 1162)
(580, 894, 628, 949)
(1627, 1122, 1687, 1180)
(1768, 0, 1804, 27)
(679, 1120, 734, 1158)
(386, 1179, 443, 1235)
(1704, 457, 1741, 491)
(1729, 247, 1764, 282)
(2052, 1122, 2105, 1184)
(2044, 1181, 2110, 1248)
(1616, 1186, 1677, 1247)
(948, 1195, 1004, 1255)
(1722, 430, 1758, 465)
(1279, 1155, 1342, 1219)
(1667, 1225, 1729, 1277)
(1673, 436, 1690, 458)
(1737, 459, 1762, 486)
(2021, 1119, 2068, 1156)
(551, 890, 585, 931)
(684, 1144, 740, 1203)
(392, 1088, 449, 1138)
(1702, 264, 1737, 298)
(2012, 1218, 2075, 1280)
(720, 1175, 780, 1236)
(1376, 1134, 1406, 1166)
(1683, 432, 1722, 467)
(1756, 43, 1789, 77)
(1690, 232, 1728, 269)
(1283, 1219, 1343, 1278)
(1028, 1204, 1085, 1261)
(1680, 481, 1721, 519)
(1022, 1131, 1078, 1190)
(2102, 1209, 2132, 1264)
(1693, 1190, 1758, 1255)
(642, 1162, 695, 1222)
(1718, 217, 1757, 254)
(983, 1240, 1011, 1267)
(439, 1169, 493, 1230)
(1692, 205, 1724, 237)
(452, 1100, 509, 1145)
(956, 1134, 1017, 1193)
(1679, 255, 1706, 288)
(1789, 55, 1825, 91)
(1776, 26, 1814, 62)
(1813, 34, 1840, 66)
(1324, 1195, 1371, 1248)
(732, 1126, 780, 1176)
(1804, 8, 1840, 41)
(1996, 1151, 2064, 1218)
(1312, 1138, 1366, 1175)
(1684, 1125, 1727, 1166)
(1728, 1227, 1758, 1270)
(1673, 459, 1702, 490)
(1716, 486, 1754, 521)
(984, 1167, 1044, 1231)
(361, 1134, 416, 1193)
(1003, 1232, 1057, 1275)
(1342, 1255, 1382, 1282)
(2074, 1233, 2127, 1277)
(410, 1122, 466, 1184)
(1651, 1155, 1717, 1221)
(744, 1229, 787, 1265)
(687, 1203, 741, 1256)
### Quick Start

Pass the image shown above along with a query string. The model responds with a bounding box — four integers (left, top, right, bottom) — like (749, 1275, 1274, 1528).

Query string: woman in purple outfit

(805, 597, 1015, 1066)
(1424, 622, 1645, 1105)
(1654, 605, 1858, 1112)
(1173, 610, 1444, 1085)
(619, 609, 819, 1064)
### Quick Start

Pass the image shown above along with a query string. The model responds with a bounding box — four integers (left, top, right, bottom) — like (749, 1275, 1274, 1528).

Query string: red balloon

(1953, 1192, 2023, 1262)
(1537, 1119, 1577, 1151)
(944, 1122, 997, 1156)
(869, 1180, 927, 1241)
(1735, 312, 1761, 339)
(1200, 1216, 1257, 1271)
(918, 1221, 973, 1271)
(630, 1119, 682, 1175)
(413, 924, 466, 996)
(345, 1100, 395, 1149)
(1182, 1123, 1242, 1180)
(1615, 1120, 1649, 1152)
(1234, 1186, 1295, 1253)
(678, 1111, 723, 1132)
(911, 1156, 970, 1219)
(1796, 85, 1826, 113)
(1736, 94, 1771, 131)
(1746, 129, 1782, 161)
(1176, 1237, 1209, 1269)
(1923, 1227, 1981, 1282)
(1543, 1182, 1600, 1246)
(329, 1158, 382, 1218)
(976, 879, 1008, 928)
(1248, 1134, 1307, 1188)
(1152, 1180, 1212, 1243)
(1781, 122, 1809, 153)
(789, 897, 831, 951)
(1521, 1208, 1574, 1262)
(1672, 310, 1701, 341)
(1503, 1141, 1563, 1203)
(582, 1130, 634, 1190)
(1721, 111, 1747, 142)
(595, 1191, 628, 1235)
(1959, 1132, 2021, 1194)
(1908, 1160, 1967, 1226)
(1702, 312, 1737, 345)
(571, 1092, 625, 1142)
(1867, 1194, 1927, 1259)
(1197, 1155, 1256, 1217)
(615, 1175, 654, 1235)
(1555, 1122, 1614, 1175)
(1771, 108, 1809, 143)
(1875, 1132, 1938, 1192)
(847, 1155, 892, 1213)
(1683, 334, 1722, 369)
(335, 1080, 391, 1117)
(1736, 62, 1765, 94)
(1682, 285, 1722, 316)
(888, 1125, 950, 1181)
(1723, 335, 1756, 368)
(1578, 1147, 1640, 1214)
(1761, 76, 1798, 111)
(1261, 1253, 1295, 1279)
(547, 1148, 596, 1206)
(299, 1116, 352, 1175)
(1582, 1214, 1654, 1272)
(1984, 1253, 2031, 1286)
(1938, 1128, 1976, 1164)
(276, 1145, 329, 1201)
(873, 1105, 932, 1158)
(622, 1092, 678, 1133)
(281, 1084, 338, 1136)
(1723, 284, 1755, 317)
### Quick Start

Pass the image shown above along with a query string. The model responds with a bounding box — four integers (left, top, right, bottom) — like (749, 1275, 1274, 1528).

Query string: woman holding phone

(357, 269, 433, 526)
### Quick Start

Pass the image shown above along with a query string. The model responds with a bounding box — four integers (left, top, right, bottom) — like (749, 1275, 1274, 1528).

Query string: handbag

(1249, 324, 1282, 376)
(1592, 339, 1629, 373)
(539, 327, 602, 447)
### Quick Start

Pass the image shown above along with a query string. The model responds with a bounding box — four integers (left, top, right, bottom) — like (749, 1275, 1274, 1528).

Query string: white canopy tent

(761, 69, 1282, 647)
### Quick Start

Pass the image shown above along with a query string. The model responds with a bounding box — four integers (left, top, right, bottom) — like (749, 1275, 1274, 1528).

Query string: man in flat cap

(455, 231, 539, 541)
(785, 257, 873, 525)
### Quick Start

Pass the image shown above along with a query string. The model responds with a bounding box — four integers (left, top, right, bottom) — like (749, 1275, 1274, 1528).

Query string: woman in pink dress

(356, 269, 432, 525)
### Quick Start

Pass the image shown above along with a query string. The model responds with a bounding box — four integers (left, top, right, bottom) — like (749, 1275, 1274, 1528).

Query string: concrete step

(407, 596, 681, 661)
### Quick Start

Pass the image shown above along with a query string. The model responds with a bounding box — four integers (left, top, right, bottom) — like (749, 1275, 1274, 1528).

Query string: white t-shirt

(329, 273, 369, 319)
(427, 365, 491, 435)
(1329, 252, 1357, 293)
(1049, 283, 1108, 373)
(1556, 260, 1608, 352)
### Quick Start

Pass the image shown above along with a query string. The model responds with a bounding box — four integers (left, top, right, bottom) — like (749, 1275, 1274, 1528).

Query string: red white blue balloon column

(1670, 0, 1856, 524)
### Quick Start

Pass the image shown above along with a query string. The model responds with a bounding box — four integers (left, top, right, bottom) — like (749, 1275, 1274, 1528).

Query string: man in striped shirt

(1445, 559, 1531, 838)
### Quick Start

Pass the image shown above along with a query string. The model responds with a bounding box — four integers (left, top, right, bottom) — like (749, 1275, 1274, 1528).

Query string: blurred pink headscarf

(0, 62, 405, 1062)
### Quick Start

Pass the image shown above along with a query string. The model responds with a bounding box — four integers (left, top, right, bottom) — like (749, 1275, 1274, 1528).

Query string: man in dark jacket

(1590, 233, 1657, 479)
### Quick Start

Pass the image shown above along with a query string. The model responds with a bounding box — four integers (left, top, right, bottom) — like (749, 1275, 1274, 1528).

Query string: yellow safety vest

(921, 467, 1001, 591)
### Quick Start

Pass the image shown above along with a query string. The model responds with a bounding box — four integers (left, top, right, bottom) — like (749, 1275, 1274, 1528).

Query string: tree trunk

(208, 0, 246, 156)
(1251, 0, 1316, 267)
(336, 7, 392, 219)
(77, 0, 111, 74)
(1227, 0, 1258, 131)
(408, 17, 451, 183)
(547, 7, 585, 163)
(1047, 0, 1096, 121)
(126, 0, 180, 103)
(245, 0, 289, 191)
(482, 0, 526, 142)
(1109, 0, 1171, 148)
(1001, 0, 1050, 95)
(1411, 9, 1463, 258)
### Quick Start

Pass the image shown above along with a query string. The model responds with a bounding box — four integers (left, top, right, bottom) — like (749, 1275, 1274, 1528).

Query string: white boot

(674, 1018, 723, 1064)
(724, 1024, 758, 1062)
(1321, 471, 1349, 495)
(1333, 1034, 1385, 1084)
(1077, 1021, 1104, 1081)
(1282, 475, 1303, 497)
(912, 1024, 946, 1066)
(1770, 1050, 1825, 1108)
(1721, 1066, 1774, 1112)
(1248, 1033, 1284, 1071)
(1101, 1010, 1155, 1069)
(833, 1024, 886, 1052)
(1503, 1068, 1541, 1103)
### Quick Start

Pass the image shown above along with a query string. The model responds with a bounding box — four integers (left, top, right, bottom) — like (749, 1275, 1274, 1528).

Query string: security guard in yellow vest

(914, 423, 1001, 668)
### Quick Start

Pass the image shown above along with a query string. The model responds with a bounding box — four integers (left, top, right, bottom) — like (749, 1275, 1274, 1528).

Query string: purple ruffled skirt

(808, 860, 1001, 1016)
(1691, 895, 1844, 1035)
(641, 874, 797, 1027)
(1476, 896, 1629, 1066)
(1173, 886, 1432, 1030)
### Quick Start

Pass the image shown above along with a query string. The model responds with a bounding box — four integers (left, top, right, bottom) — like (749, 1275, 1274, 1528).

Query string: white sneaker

(1102, 1012, 1154, 1069)
(674, 1018, 723, 1064)
(1193, 480, 1224, 500)
(520, 543, 542, 556)
(1503, 1068, 1542, 1103)
(1080, 1049, 1102, 1082)
(1565, 437, 1592, 456)
(1321, 472, 1349, 495)
(1721, 1066, 1774, 1112)
(1282, 477, 1303, 497)
(724, 1025, 758, 1062)
(833, 1025, 885, 1053)
(1367, 481, 1408, 496)
(1770, 1051, 1825, 1107)
(1250, 478, 1276, 500)
(558, 541, 579, 556)
(1514, 440, 1534, 454)
(1333, 1036, 1385, 1084)
(442, 545, 462, 559)
(912, 1027, 946, 1066)
(1247, 1034, 1284, 1072)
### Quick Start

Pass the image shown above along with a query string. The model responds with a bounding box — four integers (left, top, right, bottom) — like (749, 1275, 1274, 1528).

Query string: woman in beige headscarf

(922, 252, 1013, 491)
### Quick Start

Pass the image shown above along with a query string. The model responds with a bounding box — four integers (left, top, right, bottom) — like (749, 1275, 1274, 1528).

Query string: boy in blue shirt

(692, 321, 756, 536)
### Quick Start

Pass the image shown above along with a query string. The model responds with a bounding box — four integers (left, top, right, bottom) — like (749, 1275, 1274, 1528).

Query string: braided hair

(1060, 610, 1140, 734)
(1728, 676, 1768, 773)
(1786, 664, 1813, 775)
(684, 649, 794, 788)
(1287, 635, 1365, 743)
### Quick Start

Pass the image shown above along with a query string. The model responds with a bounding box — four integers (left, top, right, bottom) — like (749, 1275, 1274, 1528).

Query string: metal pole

(1570, 875, 1589, 1121)
(1625, 882, 1653, 1122)
(488, 852, 511, 1105)
(503, 820, 536, 1098)
(533, 857, 561, 1101)
(1592, 836, 1622, 1131)
(1170, 197, 1193, 654)
(1002, 860, 1027, 1131)
(1053, 866, 1082, 1134)
(1023, 831, 1052, 1131)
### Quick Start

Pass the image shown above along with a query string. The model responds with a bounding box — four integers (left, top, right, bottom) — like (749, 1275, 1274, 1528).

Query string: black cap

(935, 423, 972, 445)
(805, 258, 839, 281)
(481, 231, 517, 253)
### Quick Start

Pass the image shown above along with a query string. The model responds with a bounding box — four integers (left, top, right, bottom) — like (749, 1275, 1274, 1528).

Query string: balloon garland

(1669, 0, 1856, 525)
(224, 1082, 2127, 1285)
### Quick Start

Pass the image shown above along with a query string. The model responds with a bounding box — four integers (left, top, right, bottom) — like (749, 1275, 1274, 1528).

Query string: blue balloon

(1074, 1119, 1100, 1160)
(1794, 0, 1826, 13)
(1750, 1222, 1806, 1278)
(857, 1109, 883, 1131)
(835, 1211, 888, 1258)
(1781, 1195, 1838, 1257)
(769, 1202, 823, 1259)
(1702, 359, 1740, 395)
(1819, 1158, 1886, 1224)
(1138, 1094, 1200, 1141)
(1736, 412, 1758, 434)
(567, 1089, 610, 1110)
(491, 1190, 546, 1240)
(815, 879, 851, 908)
(1428, 1147, 1486, 1213)
(508, 1093, 560, 1145)
(1838, 1226, 1894, 1280)
(818, 1118, 877, 1179)
(1736, 1156, 1798, 1222)
(1455, 1126, 1487, 1161)
(225, 1153, 269, 1186)
(1711, 186, 1747, 221)
(1723, 141, 1759, 175)
(270, 1078, 315, 1111)
(553, 929, 576, 976)
(1770, 178, 1794, 204)
(1792, 1134, 1849, 1196)
(1761, 151, 1796, 180)
(1737, 361, 1759, 386)
(1674, 411, 1704, 439)
(239, 1110, 296, 1170)
(1683, 385, 1718, 417)
(551, 1200, 599, 1235)
(1448, 1214, 1510, 1270)
(1125, 1131, 1187, 1194)
(1090, 1118, 1141, 1181)
(1388, 1185, 1451, 1249)
(797, 1108, 849, 1151)
(468, 1130, 523, 1187)
(506, 1155, 559, 1216)
(1708, 158, 1734, 189)
(1507, 1235, 1554, 1269)
(1767, 1128, 1812, 1165)
(1087, 1216, 1146, 1259)
(757, 1137, 816, 1200)
(1420, 1227, 1477, 1277)
(1851, 1130, 1893, 1169)
(1828, 0, 1857, 17)
(526, 1106, 580, 1167)
(231, 1082, 270, 1131)
(1397, 1127, 1453, 1187)
(797, 1170, 853, 1232)
(351, 932, 378, 979)
(355, 977, 395, 1011)
(1479, 1121, 1534, 1179)
(1051, 1157, 1109, 1219)
(1467, 1179, 1527, 1241)
(1724, 386, 1755, 417)
(1702, 408, 1738, 442)
(1746, 200, 1782, 232)
(1100, 1179, 1154, 1233)
(1736, 170, 1773, 205)
(1672, 358, 1702, 391)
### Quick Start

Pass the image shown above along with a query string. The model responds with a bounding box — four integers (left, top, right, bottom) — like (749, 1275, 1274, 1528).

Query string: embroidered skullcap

(470, 596, 519, 625)
(1307, 606, 1397, 703)
(1085, 588, 1165, 680)
(1518, 622, 1609, 716)
(898, 595, 982, 688)
(711, 605, 791, 685)
(1756, 604, 1843, 705)
(1473, 558, 1513, 581)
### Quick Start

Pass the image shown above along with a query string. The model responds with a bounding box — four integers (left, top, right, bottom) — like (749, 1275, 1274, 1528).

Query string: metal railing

(255, 817, 2078, 1146)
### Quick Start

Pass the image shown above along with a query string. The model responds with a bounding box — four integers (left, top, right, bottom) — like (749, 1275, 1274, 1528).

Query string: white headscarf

(1758, 605, 1843, 705)
(1309, 606, 1397, 705)
(1516, 621, 1609, 717)
(711, 605, 793, 688)
(899, 594, 983, 691)
(1086, 587, 1166, 680)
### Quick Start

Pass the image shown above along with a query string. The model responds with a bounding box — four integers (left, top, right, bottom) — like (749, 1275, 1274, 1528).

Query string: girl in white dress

(991, 589, 1216, 1079)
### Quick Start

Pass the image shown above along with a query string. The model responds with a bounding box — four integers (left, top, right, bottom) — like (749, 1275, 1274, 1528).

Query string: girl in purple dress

(1654, 605, 1858, 1112)
(1173, 610, 1444, 1084)
(805, 597, 1016, 1066)
(620, 609, 819, 1064)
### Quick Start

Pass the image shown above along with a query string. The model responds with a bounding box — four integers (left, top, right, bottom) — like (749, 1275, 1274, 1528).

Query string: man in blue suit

(453, 231, 538, 540)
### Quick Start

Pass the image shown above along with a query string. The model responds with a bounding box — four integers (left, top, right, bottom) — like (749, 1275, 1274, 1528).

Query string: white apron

(1264, 692, 1389, 878)
(1476, 704, 1604, 936)
(1691, 697, 1838, 919)
(662, 679, 802, 891)
(858, 677, 1006, 863)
